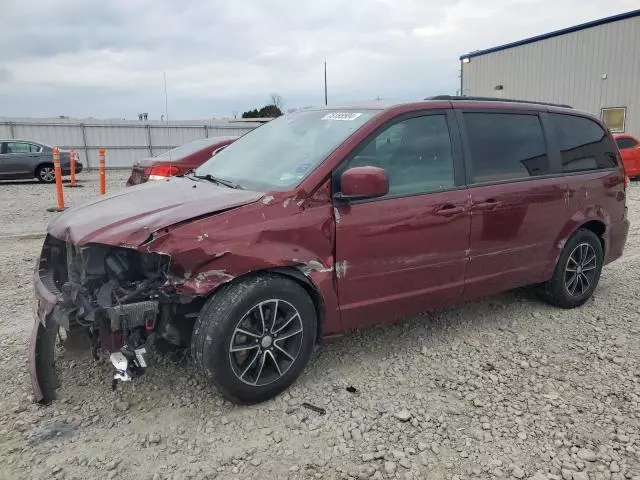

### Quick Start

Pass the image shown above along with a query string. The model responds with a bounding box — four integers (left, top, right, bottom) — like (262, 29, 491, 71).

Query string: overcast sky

(0, 0, 637, 119)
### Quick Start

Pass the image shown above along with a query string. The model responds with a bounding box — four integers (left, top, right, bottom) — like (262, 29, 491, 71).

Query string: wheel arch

(268, 267, 326, 345)
(34, 162, 54, 177)
(579, 220, 606, 251)
(201, 267, 327, 345)
(546, 216, 608, 280)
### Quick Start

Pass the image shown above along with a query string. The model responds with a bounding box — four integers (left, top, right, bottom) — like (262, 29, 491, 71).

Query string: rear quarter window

(549, 114, 618, 173)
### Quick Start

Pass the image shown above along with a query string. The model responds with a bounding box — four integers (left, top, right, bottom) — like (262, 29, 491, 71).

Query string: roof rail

(425, 95, 572, 109)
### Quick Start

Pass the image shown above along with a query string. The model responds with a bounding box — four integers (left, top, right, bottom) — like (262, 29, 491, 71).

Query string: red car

(614, 133, 640, 179)
(126, 136, 237, 186)
(32, 97, 629, 405)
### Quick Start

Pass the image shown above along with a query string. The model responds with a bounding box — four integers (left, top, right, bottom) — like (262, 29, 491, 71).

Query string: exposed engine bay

(34, 235, 201, 401)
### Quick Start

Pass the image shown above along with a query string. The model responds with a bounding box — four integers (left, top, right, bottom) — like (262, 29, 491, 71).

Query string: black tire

(191, 273, 317, 404)
(34, 319, 58, 404)
(539, 228, 604, 309)
(36, 164, 56, 183)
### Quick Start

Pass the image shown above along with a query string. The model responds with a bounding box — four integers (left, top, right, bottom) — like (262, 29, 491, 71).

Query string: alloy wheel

(565, 242, 597, 297)
(40, 167, 55, 182)
(228, 299, 304, 386)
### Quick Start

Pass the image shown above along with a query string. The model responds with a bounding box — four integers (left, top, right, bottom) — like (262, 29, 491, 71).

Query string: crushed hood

(48, 177, 262, 247)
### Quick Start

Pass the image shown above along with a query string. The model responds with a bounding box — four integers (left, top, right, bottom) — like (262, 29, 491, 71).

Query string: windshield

(193, 109, 378, 191)
(154, 137, 233, 161)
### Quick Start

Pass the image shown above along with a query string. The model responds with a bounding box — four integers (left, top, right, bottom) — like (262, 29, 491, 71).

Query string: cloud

(0, 66, 12, 82)
(0, 0, 637, 118)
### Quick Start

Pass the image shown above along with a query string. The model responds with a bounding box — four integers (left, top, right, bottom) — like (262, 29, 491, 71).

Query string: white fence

(0, 117, 265, 169)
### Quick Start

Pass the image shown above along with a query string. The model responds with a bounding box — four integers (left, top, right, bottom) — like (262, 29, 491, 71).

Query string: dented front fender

(142, 191, 341, 335)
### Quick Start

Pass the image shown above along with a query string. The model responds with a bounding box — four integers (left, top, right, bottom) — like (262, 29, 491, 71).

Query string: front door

(334, 111, 470, 330)
(458, 110, 568, 301)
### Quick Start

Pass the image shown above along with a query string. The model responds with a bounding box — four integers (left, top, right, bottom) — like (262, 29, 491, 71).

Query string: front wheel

(191, 274, 317, 403)
(540, 228, 604, 309)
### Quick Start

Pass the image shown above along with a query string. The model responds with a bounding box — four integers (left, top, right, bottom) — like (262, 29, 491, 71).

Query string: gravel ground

(0, 177, 639, 480)
(0, 170, 130, 237)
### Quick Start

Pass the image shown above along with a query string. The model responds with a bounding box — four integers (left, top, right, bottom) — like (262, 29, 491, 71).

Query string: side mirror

(336, 166, 389, 201)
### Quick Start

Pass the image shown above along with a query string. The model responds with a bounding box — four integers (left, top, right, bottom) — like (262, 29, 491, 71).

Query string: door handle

(434, 204, 465, 216)
(473, 199, 501, 210)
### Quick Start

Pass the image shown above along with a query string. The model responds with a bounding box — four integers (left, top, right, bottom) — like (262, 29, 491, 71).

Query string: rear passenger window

(616, 137, 638, 150)
(463, 113, 549, 183)
(549, 114, 617, 173)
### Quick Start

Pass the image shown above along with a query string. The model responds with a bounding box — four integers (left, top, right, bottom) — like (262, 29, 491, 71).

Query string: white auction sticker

(322, 112, 363, 121)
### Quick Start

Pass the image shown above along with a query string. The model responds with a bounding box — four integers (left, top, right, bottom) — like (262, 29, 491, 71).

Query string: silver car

(0, 140, 83, 183)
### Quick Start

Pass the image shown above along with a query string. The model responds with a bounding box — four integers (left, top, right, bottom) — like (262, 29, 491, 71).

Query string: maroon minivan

(31, 97, 629, 404)
(126, 136, 237, 186)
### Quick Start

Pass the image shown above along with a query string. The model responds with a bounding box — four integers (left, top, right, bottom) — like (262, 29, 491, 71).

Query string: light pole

(324, 61, 328, 106)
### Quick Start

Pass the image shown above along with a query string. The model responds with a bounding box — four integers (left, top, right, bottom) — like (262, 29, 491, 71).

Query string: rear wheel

(540, 228, 603, 308)
(36, 164, 56, 183)
(191, 274, 317, 403)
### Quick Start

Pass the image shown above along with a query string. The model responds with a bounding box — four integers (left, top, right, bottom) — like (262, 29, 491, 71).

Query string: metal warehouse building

(459, 9, 640, 136)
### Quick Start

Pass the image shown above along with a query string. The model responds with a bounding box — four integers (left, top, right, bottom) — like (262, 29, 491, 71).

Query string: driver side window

(346, 115, 455, 197)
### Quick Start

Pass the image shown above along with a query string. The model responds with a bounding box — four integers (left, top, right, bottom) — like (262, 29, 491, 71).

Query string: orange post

(99, 148, 106, 195)
(69, 148, 77, 187)
(46, 146, 66, 212)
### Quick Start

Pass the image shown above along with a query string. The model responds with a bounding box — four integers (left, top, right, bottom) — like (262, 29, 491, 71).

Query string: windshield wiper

(193, 173, 244, 189)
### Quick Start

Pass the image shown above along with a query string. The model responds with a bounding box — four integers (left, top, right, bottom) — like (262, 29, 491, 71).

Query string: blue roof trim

(460, 9, 640, 60)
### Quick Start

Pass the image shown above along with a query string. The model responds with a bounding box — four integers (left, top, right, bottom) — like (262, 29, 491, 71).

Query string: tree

(259, 105, 282, 117)
(269, 93, 284, 110)
(241, 104, 283, 118)
(241, 109, 260, 118)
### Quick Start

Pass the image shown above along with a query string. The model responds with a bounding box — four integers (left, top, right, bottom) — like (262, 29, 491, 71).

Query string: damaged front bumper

(30, 253, 68, 403)
(29, 235, 172, 404)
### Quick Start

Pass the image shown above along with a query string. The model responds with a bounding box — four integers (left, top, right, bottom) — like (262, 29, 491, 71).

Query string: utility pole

(324, 61, 328, 106)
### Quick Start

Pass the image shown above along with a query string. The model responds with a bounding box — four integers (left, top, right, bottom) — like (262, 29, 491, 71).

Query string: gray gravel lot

(0, 176, 639, 480)
(0, 170, 130, 238)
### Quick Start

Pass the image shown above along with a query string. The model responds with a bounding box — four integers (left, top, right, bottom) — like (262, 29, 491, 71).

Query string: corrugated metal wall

(0, 118, 262, 168)
(461, 15, 640, 136)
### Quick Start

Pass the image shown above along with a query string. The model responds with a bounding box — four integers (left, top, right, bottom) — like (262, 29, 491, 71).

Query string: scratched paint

(299, 259, 334, 275)
(335, 260, 348, 279)
(333, 207, 341, 224)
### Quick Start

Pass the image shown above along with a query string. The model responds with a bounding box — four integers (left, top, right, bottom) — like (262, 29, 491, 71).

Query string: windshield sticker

(322, 112, 363, 121)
